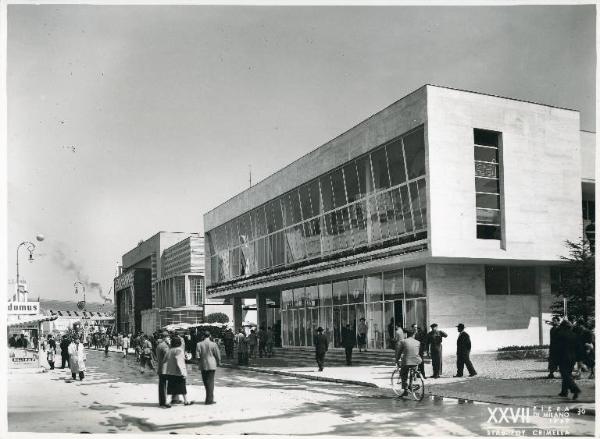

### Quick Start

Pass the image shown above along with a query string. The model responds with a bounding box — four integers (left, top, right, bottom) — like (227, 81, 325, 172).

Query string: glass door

(292, 309, 299, 346)
(298, 308, 306, 346)
(405, 298, 427, 330)
(333, 306, 342, 347)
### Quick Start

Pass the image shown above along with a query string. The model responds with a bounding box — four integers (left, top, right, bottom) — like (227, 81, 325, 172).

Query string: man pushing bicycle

(395, 328, 423, 397)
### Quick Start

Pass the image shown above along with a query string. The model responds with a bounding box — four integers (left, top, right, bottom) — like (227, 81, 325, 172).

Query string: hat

(430, 323, 438, 328)
(359, 317, 366, 321)
(317, 327, 324, 332)
(456, 323, 465, 330)
(161, 331, 169, 338)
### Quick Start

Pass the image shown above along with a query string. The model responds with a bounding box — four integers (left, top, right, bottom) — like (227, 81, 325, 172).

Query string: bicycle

(391, 364, 426, 401)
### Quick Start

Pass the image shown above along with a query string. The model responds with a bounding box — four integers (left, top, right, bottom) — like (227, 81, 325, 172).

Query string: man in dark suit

(314, 327, 329, 371)
(547, 316, 561, 378)
(411, 324, 427, 378)
(426, 323, 447, 378)
(341, 324, 356, 366)
(196, 331, 222, 405)
(60, 335, 70, 369)
(155, 331, 171, 408)
(455, 323, 477, 377)
(555, 320, 584, 400)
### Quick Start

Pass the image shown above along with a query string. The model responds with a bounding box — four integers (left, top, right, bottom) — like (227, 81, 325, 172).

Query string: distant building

(204, 85, 595, 351)
(114, 232, 231, 335)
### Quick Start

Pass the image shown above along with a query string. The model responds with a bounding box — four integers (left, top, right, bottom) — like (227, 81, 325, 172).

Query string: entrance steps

(220, 346, 419, 368)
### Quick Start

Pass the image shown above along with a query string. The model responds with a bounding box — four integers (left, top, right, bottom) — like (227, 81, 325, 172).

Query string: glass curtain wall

(207, 126, 427, 284)
(280, 266, 427, 348)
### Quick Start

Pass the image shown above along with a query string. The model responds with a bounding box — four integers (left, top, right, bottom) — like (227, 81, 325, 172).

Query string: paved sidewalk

(223, 357, 596, 416)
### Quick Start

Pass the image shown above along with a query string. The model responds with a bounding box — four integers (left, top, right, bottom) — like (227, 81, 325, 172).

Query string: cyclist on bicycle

(395, 328, 423, 397)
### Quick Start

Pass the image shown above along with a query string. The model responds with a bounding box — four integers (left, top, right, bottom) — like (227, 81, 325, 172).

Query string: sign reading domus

(7, 302, 40, 315)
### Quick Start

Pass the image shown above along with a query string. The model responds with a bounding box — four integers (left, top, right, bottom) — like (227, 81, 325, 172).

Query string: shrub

(497, 345, 549, 352)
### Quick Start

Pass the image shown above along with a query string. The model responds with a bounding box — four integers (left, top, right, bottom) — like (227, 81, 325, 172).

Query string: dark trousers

(559, 361, 581, 395)
(456, 352, 477, 376)
(430, 347, 442, 377)
(316, 352, 326, 370)
(548, 356, 558, 373)
(400, 365, 412, 389)
(158, 374, 168, 405)
(201, 370, 216, 403)
(61, 353, 69, 368)
(344, 347, 353, 365)
(48, 361, 55, 370)
(417, 360, 425, 377)
(72, 371, 84, 380)
(238, 352, 248, 366)
(258, 344, 266, 358)
(266, 343, 274, 357)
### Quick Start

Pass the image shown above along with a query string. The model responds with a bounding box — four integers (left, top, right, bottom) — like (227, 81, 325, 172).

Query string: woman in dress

(68, 337, 86, 380)
(165, 336, 193, 405)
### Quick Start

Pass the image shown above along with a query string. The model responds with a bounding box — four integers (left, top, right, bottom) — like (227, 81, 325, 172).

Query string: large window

(207, 126, 427, 283)
(189, 276, 204, 306)
(485, 266, 536, 295)
(474, 129, 502, 240)
(280, 267, 427, 348)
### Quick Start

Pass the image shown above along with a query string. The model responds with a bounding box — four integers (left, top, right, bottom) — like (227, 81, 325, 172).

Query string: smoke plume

(52, 248, 113, 303)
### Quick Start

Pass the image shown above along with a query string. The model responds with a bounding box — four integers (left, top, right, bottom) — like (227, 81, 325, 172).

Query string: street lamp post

(16, 241, 36, 301)
(15, 235, 44, 302)
(74, 281, 86, 311)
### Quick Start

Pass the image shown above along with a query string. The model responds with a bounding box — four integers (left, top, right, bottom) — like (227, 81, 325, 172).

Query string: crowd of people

(40, 328, 223, 407)
(28, 314, 597, 406)
(230, 326, 276, 365)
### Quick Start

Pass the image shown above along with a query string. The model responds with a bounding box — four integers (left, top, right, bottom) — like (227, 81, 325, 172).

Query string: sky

(6, 4, 596, 303)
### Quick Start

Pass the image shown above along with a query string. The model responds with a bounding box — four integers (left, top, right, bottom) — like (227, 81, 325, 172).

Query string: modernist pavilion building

(204, 85, 595, 351)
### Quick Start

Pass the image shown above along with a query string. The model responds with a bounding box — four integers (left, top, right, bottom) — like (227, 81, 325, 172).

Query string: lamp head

(35, 234, 45, 242)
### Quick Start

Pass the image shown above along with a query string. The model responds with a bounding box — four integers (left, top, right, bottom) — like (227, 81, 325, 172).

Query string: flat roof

(204, 84, 581, 220)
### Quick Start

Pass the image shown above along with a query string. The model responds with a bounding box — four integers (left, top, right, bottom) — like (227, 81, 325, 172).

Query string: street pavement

(225, 349, 596, 414)
(7, 349, 595, 436)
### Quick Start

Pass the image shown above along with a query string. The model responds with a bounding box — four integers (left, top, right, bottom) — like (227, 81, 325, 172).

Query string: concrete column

(233, 297, 243, 330)
(184, 274, 191, 306)
(256, 293, 267, 329)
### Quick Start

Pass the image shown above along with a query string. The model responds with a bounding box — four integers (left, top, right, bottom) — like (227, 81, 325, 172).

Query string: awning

(8, 315, 58, 327)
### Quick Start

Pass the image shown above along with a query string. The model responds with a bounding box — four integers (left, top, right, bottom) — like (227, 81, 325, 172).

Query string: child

(47, 347, 56, 370)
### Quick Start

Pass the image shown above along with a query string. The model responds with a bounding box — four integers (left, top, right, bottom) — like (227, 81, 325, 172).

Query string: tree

(551, 239, 595, 328)
(205, 312, 230, 324)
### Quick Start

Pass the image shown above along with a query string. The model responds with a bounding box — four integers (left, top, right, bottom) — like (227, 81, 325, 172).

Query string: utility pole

(249, 165, 252, 188)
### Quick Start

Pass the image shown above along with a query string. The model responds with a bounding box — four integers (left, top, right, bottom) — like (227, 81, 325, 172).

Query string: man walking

(555, 320, 584, 400)
(395, 328, 423, 397)
(265, 326, 275, 358)
(455, 323, 477, 377)
(235, 329, 248, 366)
(341, 323, 356, 366)
(314, 327, 329, 371)
(223, 328, 235, 359)
(156, 331, 170, 408)
(196, 331, 221, 405)
(547, 316, 561, 378)
(357, 318, 368, 352)
(257, 326, 267, 358)
(426, 323, 447, 378)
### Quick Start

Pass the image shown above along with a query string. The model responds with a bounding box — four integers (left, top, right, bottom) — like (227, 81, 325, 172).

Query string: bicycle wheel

(408, 370, 425, 401)
(391, 368, 404, 397)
